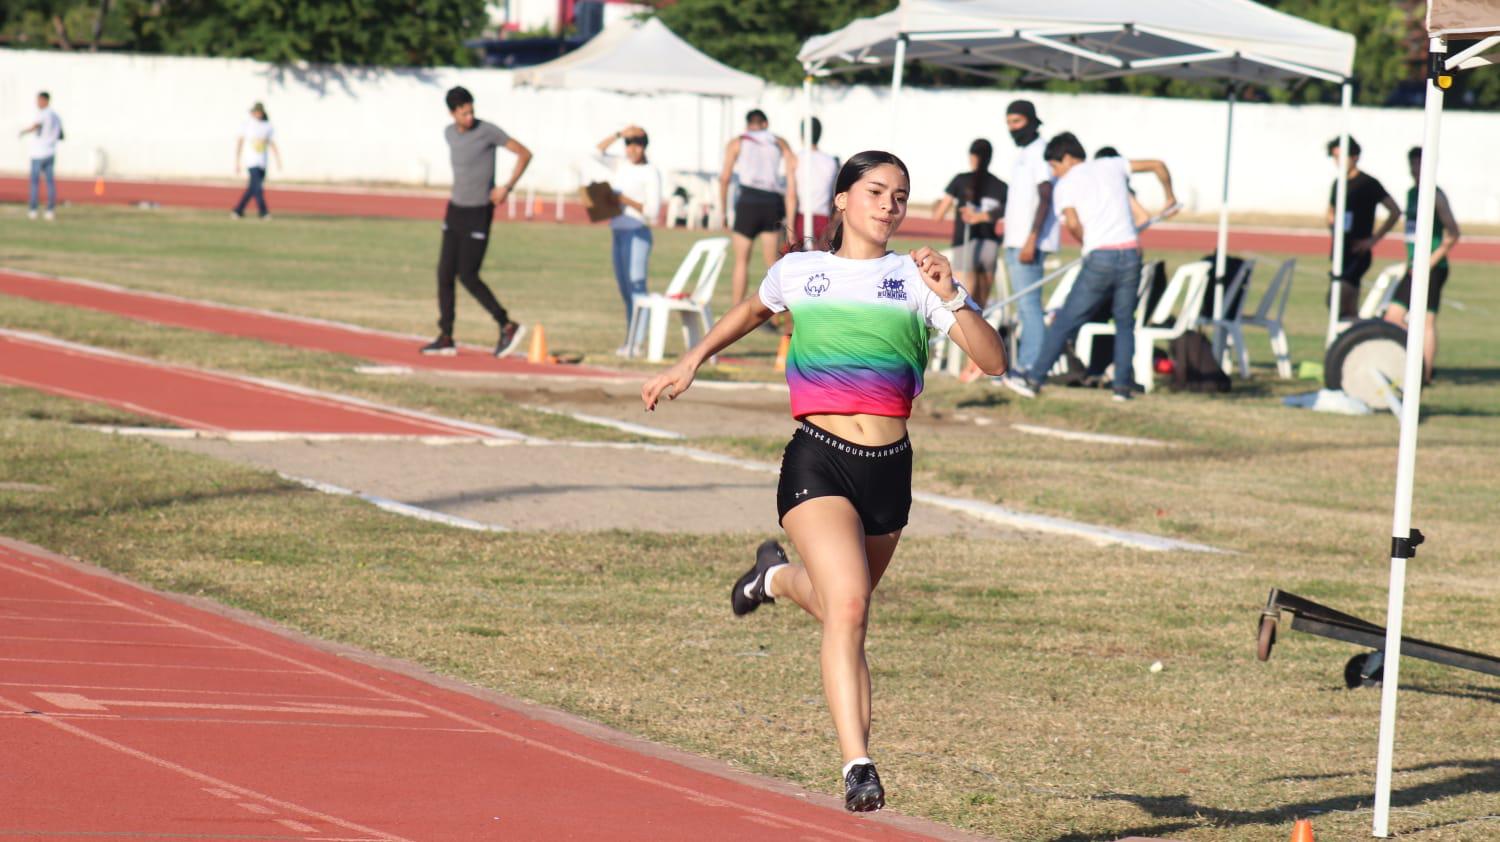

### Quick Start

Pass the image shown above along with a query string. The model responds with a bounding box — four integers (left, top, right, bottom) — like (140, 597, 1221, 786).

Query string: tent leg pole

(802, 70, 815, 249)
(1212, 84, 1236, 364)
(1372, 38, 1445, 839)
(1328, 82, 1353, 349)
(890, 35, 907, 145)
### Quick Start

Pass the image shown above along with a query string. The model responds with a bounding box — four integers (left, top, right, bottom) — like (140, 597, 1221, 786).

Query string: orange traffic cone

(773, 334, 791, 372)
(527, 323, 550, 364)
(1289, 818, 1315, 842)
(93, 177, 105, 196)
(532, 196, 544, 217)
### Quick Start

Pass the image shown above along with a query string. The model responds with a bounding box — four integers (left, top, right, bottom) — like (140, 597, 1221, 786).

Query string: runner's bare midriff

(802, 413, 908, 447)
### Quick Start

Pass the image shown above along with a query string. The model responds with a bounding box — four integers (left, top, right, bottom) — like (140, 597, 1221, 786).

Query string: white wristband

(940, 283, 969, 312)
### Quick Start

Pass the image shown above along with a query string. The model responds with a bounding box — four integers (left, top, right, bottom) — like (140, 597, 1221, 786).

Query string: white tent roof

(799, 0, 1355, 84)
(515, 18, 765, 98)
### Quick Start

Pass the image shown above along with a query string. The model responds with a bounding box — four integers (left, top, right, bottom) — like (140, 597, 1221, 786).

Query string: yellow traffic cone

(774, 334, 791, 372)
(527, 324, 550, 364)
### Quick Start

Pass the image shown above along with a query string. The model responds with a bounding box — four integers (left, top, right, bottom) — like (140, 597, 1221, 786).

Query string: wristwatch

(940, 283, 970, 312)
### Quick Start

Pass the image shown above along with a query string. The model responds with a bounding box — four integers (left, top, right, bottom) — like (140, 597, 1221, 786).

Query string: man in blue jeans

(1003, 132, 1176, 402)
(19, 91, 63, 221)
(998, 100, 1058, 387)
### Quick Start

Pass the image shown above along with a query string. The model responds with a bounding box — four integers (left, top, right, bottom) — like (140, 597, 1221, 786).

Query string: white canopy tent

(796, 0, 1357, 357)
(1372, 5, 1500, 836)
(515, 18, 765, 173)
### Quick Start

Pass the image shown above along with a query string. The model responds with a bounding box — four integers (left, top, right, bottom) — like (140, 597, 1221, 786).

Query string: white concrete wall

(4, 48, 1499, 221)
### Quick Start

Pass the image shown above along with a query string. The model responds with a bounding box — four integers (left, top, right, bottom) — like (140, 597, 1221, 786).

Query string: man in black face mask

(999, 99, 1059, 386)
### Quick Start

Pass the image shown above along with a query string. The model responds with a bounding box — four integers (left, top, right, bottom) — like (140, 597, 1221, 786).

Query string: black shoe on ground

(496, 321, 526, 357)
(732, 539, 788, 616)
(1111, 389, 1134, 402)
(420, 335, 457, 356)
(843, 763, 885, 813)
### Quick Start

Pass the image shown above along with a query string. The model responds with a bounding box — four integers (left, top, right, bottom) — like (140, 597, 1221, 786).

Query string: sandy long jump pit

(162, 437, 1021, 539)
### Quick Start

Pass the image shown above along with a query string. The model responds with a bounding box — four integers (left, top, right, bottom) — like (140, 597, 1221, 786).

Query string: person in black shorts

(644, 152, 1006, 814)
(930, 138, 1006, 308)
(1384, 146, 1460, 385)
(719, 110, 799, 305)
(421, 86, 533, 357)
(1326, 136, 1401, 321)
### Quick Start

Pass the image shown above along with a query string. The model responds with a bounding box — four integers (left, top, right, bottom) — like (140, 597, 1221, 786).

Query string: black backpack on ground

(1168, 330, 1230, 393)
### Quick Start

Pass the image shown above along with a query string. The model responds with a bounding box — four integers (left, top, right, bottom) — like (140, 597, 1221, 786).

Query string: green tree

(652, 0, 896, 86)
(2, 0, 489, 67)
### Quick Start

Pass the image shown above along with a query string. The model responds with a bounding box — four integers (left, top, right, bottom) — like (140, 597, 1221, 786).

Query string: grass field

(3, 204, 1500, 839)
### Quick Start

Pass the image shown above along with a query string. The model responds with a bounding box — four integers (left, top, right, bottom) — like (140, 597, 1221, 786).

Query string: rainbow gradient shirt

(759, 251, 975, 419)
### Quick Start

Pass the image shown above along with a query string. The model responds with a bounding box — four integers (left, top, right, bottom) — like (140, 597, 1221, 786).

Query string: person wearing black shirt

(931, 139, 1006, 307)
(1326, 136, 1400, 320)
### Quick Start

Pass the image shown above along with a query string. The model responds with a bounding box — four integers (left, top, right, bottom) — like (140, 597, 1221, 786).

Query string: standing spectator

(421, 86, 532, 358)
(931, 139, 1005, 307)
(19, 91, 63, 221)
(719, 109, 798, 305)
(1004, 133, 1177, 402)
(1327, 136, 1400, 321)
(595, 125, 663, 354)
(1384, 146, 1460, 385)
(999, 99, 1059, 388)
(795, 117, 839, 246)
(232, 102, 280, 220)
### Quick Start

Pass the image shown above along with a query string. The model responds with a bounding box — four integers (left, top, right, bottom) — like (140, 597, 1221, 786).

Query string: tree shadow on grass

(0, 483, 299, 521)
(1435, 367, 1500, 387)
(1044, 759, 1500, 841)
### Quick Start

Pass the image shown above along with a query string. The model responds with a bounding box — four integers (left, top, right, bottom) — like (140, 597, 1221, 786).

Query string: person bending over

(1004, 132, 1176, 402)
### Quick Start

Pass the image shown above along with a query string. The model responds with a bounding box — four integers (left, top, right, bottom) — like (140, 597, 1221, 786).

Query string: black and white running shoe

(731, 539, 788, 616)
(495, 321, 526, 357)
(843, 762, 885, 813)
(420, 335, 457, 356)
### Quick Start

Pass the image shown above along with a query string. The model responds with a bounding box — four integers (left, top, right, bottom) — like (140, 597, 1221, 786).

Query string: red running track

(7, 174, 1500, 263)
(0, 330, 502, 438)
(0, 269, 625, 380)
(0, 537, 961, 841)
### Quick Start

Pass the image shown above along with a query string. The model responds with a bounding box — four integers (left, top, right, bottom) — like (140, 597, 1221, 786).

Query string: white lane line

(0, 657, 315, 674)
(0, 616, 173, 627)
(517, 403, 683, 440)
(910, 491, 1223, 553)
(0, 682, 389, 701)
(277, 818, 319, 833)
(1011, 423, 1174, 448)
(86, 425, 488, 445)
(278, 474, 509, 533)
(528, 440, 1220, 553)
(0, 636, 240, 650)
(0, 597, 108, 605)
(238, 802, 276, 815)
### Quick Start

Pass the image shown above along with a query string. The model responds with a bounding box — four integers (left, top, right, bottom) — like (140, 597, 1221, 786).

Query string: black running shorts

(1391, 264, 1449, 313)
(776, 421, 913, 536)
(733, 187, 786, 238)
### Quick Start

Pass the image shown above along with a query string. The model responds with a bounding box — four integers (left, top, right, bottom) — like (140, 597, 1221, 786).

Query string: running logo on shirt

(876, 277, 908, 301)
(804, 272, 830, 297)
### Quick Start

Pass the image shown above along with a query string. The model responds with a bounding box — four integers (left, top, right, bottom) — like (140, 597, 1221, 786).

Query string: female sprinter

(641, 151, 1007, 812)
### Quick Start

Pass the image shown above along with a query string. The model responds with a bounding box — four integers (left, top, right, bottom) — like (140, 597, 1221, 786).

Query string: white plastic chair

(1073, 260, 1211, 392)
(1359, 262, 1407, 319)
(1200, 259, 1257, 377)
(1234, 258, 1297, 379)
(627, 237, 730, 362)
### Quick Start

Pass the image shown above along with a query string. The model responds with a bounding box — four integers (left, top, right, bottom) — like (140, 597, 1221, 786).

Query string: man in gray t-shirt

(422, 86, 534, 358)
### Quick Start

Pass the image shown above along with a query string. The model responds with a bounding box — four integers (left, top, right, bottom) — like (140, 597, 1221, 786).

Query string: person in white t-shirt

(595, 124, 663, 352)
(233, 102, 280, 219)
(795, 117, 839, 245)
(19, 91, 63, 221)
(999, 100, 1059, 382)
(1005, 132, 1176, 402)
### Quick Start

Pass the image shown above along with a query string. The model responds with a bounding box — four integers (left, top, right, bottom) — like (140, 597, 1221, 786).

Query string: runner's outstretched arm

(642, 296, 774, 410)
